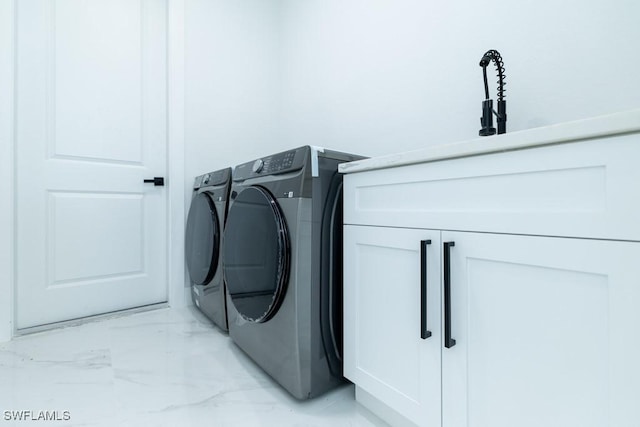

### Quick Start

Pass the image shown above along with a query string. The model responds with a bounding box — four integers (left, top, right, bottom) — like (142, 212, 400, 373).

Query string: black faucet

(478, 49, 506, 136)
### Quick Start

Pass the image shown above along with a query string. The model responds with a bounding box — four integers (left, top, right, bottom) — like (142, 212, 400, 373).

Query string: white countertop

(338, 108, 640, 174)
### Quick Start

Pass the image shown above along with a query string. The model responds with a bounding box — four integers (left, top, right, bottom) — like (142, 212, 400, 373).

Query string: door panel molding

(46, 191, 145, 285)
(48, 153, 144, 166)
(51, 0, 145, 164)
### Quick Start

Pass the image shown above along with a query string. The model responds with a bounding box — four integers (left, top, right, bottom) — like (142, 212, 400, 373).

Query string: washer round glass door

(185, 192, 220, 286)
(223, 186, 290, 323)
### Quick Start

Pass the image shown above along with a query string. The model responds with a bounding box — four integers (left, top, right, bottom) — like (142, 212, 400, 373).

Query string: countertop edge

(338, 108, 640, 174)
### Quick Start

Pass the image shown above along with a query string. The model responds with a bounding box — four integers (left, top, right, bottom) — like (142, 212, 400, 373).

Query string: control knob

(252, 159, 264, 173)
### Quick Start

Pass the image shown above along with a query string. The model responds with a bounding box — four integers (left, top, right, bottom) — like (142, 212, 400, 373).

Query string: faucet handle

(496, 100, 507, 135)
(479, 99, 496, 136)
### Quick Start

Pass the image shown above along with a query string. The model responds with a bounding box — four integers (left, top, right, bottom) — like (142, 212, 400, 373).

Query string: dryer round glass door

(185, 192, 220, 286)
(223, 186, 290, 323)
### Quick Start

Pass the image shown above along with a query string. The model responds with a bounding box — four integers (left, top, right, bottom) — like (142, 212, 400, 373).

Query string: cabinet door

(344, 225, 441, 426)
(441, 231, 640, 427)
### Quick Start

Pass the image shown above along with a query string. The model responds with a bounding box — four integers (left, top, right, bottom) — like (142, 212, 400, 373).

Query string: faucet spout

(478, 50, 507, 136)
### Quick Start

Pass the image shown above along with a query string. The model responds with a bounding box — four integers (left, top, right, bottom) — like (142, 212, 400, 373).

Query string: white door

(343, 225, 442, 427)
(15, 0, 168, 329)
(442, 231, 640, 427)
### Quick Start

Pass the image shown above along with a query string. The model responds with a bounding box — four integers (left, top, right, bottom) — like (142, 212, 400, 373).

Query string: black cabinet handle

(443, 241, 456, 348)
(420, 240, 432, 339)
(144, 177, 165, 186)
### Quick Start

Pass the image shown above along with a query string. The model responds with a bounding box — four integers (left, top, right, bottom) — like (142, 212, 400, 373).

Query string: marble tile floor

(0, 307, 387, 427)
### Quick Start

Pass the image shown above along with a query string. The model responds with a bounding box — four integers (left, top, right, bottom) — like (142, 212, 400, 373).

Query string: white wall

(0, 0, 14, 342)
(185, 0, 283, 178)
(279, 0, 640, 157)
(168, 0, 187, 307)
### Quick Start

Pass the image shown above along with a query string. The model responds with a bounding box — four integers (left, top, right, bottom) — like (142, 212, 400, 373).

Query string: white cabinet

(345, 227, 640, 427)
(344, 226, 441, 427)
(343, 134, 640, 241)
(342, 129, 640, 427)
(442, 232, 640, 427)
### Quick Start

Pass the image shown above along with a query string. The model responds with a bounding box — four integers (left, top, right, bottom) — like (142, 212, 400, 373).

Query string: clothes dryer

(185, 168, 232, 331)
(223, 147, 364, 399)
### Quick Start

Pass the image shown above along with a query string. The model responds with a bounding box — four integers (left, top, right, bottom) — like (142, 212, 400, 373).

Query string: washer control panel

(194, 168, 231, 189)
(260, 150, 296, 174)
(234, 148, 306, 181)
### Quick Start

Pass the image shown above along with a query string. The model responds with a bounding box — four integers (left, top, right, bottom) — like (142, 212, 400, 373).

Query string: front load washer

(222, 146, 364, 399)
(185, 167, 232, 331)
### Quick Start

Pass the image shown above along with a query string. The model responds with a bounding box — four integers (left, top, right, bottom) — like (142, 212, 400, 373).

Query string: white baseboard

(355, 386, 417, 427)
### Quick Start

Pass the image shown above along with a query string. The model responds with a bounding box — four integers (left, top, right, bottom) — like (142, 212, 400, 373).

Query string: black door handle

(443, 241, 456, 348)
(420, 240, 432, 339)
(144, 177, 165, 186)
